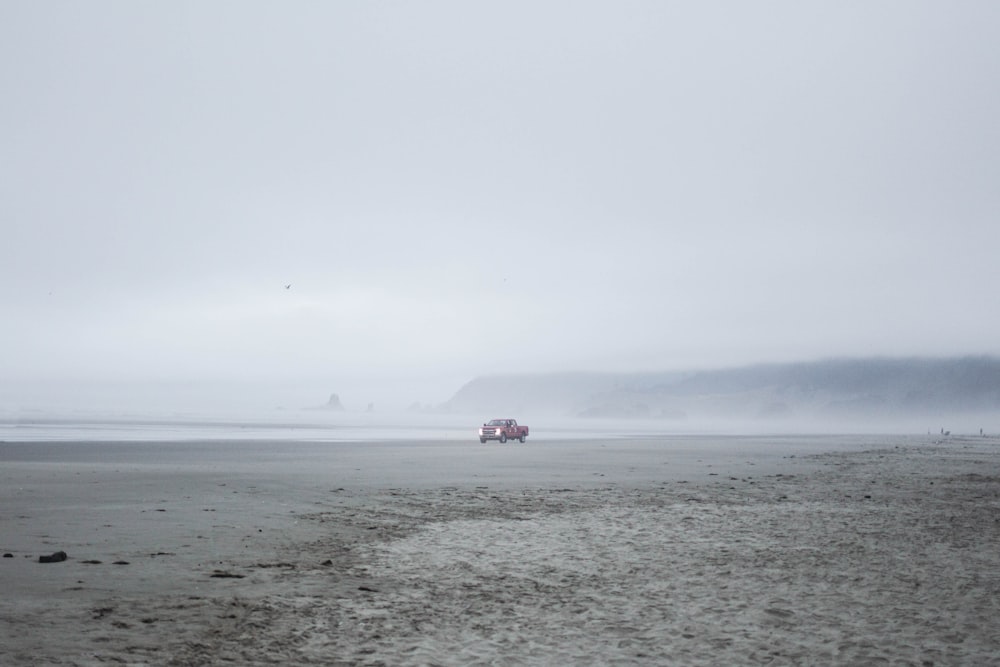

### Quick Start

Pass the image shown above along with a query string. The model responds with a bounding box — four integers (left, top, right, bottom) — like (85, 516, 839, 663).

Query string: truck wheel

(519, 434, 526, 443)
(499, 433, 507, 443)
(480, 438, 487, 444)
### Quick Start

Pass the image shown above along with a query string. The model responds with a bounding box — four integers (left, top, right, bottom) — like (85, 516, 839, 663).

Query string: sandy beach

(2, 432, 998, 665)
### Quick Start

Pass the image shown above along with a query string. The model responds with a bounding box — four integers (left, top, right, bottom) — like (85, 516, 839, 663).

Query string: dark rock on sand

(210, 570, 245, 578)
(38, 551, 68, 563)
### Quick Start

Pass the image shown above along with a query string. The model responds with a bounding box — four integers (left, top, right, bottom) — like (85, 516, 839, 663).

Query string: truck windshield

(488, 420, 504, 426)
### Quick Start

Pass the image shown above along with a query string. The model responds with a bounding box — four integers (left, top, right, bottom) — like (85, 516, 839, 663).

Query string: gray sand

(2, 434, 998, 665)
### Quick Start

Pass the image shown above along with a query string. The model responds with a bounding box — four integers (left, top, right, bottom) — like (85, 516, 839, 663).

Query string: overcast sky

(2, 2, 999, 411)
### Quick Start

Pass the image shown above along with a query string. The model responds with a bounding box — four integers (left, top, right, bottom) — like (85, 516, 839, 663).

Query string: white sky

(2, 2, 999, 411)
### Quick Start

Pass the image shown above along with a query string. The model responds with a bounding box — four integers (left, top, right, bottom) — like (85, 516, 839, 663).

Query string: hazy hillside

(444, 357, 1000, 423)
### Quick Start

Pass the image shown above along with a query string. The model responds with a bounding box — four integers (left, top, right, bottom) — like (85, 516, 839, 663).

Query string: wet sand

(2, 434, 998, 665)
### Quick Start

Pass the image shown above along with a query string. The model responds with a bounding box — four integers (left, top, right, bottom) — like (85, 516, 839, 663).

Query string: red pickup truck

(479, 418, 529, 443)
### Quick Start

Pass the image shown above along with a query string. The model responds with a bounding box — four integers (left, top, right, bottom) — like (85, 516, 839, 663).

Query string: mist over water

(4, 357, 999, 442)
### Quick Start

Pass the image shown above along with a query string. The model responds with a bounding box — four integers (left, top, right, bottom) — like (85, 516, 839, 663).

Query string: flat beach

(2, 431, 998, 665)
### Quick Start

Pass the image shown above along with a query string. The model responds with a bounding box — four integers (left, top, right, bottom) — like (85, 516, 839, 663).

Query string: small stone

(39, 551, 68, 563)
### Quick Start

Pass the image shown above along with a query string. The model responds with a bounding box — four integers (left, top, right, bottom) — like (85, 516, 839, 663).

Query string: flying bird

(285, 284, 291, 290)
